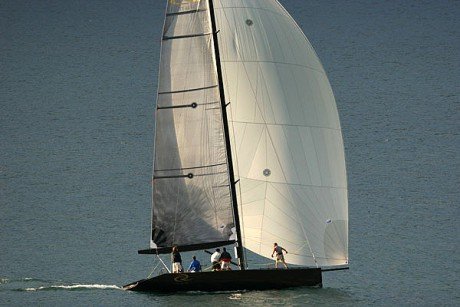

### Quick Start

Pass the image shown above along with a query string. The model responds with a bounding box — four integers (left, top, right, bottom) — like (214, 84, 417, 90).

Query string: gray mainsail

(145, 0, 235, 253)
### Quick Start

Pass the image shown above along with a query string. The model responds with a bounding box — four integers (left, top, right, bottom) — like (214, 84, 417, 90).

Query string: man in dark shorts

(271, 242, 288, 269)
(210, 248, 221, 271)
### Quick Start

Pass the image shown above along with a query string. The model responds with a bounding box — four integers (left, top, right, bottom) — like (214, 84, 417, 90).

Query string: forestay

(149, 0, 235, 253)
(214, 0, 349, 267)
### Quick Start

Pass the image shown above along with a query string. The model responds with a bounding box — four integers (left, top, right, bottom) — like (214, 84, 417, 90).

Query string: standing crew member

(210, 248, 221, 271)
(171, 246, 183, 273)
(271, 242, 289, 269)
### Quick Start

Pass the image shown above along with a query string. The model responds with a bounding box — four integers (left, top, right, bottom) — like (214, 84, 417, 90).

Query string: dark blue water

(1, 0, 458, 305)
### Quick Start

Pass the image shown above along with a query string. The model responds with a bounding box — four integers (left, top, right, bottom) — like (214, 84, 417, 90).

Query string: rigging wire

(156, 253, 171, 274)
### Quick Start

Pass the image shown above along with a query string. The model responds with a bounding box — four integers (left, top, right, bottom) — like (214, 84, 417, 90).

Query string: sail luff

(208, 0, 246, 270)
(149, 0, 168, 250)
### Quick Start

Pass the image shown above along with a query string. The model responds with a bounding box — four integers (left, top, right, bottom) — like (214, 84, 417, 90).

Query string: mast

(208, 0, 246, 270)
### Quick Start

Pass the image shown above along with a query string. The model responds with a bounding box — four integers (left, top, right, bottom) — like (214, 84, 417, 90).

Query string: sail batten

(158, 85, 218, 95)
(156, 162, 228, 172)
(166, 8, 207, 17)
(163, 32, 212, 41)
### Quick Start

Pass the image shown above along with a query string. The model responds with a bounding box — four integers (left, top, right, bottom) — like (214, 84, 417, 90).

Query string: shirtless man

(271, 242, 288, 269)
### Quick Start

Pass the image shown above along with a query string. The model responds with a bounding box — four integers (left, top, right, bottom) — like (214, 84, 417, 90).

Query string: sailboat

(123, 0, 348, 292)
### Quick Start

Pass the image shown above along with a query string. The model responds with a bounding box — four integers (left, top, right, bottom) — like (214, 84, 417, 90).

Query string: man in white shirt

(210, 248, 221, 271)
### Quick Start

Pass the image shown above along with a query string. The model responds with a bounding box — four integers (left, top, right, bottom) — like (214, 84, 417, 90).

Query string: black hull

(123, 268, 322, 292)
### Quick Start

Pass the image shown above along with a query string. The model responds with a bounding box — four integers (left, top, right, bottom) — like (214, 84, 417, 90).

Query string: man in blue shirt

(188, 256, 202, 272)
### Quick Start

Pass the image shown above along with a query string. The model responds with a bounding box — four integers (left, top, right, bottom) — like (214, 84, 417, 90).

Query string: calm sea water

(1, 0, 458, 305)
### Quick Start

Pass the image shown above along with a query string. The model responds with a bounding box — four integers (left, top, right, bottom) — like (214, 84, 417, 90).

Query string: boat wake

(0, 277, 122, 292)
(22, 284, 122, 292)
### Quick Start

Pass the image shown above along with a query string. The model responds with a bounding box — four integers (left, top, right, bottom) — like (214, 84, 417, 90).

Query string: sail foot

(139, 240, 236, 255)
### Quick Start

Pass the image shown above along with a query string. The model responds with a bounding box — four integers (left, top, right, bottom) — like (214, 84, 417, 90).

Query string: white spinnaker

(150, 0, 234, 250)
(214, 0, 348, 267)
